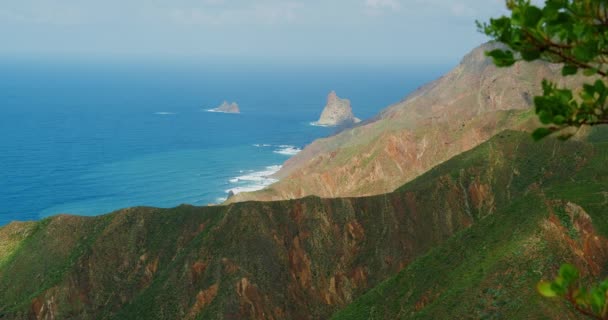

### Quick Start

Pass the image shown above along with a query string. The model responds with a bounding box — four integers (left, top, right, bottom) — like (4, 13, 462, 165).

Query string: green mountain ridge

(333, 129, 608, 319)
(0, 155, 475, 319)
(1, 129, 607, 319)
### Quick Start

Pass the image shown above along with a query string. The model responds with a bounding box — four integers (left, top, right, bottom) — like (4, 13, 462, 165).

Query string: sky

(0, 0, 512, 65)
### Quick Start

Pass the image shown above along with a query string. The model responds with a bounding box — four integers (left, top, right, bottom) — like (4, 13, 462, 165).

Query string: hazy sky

(1, 0, 511, 65)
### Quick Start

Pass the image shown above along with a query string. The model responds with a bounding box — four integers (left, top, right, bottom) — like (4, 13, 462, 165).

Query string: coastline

(220, 144, 302, 203)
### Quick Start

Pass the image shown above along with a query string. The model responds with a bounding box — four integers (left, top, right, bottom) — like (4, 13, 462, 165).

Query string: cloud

(0, 6, 86, 25)
(0, 0, 531, 63)
(169, 1, 303, 26)
(363, 0, 401, 16)
(450, 3, 477, 17)
(202, 0, 225, 4)
(364, 0, 401, 10)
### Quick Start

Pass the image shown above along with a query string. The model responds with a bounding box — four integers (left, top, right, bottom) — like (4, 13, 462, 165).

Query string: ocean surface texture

(0, 60, 447, 226)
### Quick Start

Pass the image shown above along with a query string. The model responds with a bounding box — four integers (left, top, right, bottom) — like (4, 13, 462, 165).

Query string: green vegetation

(480, 1, 608, 318)
(479, 0, 608, 139)
(333, 128, 608, 319)
(1, 128, 605, 319)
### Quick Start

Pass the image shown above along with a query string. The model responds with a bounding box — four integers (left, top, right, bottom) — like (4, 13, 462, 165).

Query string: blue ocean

(0, 60, 448, 226)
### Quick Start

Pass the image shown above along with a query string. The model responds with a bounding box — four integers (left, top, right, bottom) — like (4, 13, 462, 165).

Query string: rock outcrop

(210, 101, 240, 114)
(227, 42, 589, 203)
(312, 91, 360, 126)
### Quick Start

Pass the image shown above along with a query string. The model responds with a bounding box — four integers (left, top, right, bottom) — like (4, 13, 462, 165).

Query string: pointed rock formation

(313, 91, 361, 126)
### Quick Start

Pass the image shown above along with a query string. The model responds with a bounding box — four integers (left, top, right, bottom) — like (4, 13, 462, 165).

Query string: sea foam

(205, 109, 238, 114)
(309, 121, 333, 127)
(226, 165, 281, 196)
(273, 145, 302, 156)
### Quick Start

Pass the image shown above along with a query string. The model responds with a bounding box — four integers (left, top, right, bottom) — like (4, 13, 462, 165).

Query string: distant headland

(311, 91, 360, 127)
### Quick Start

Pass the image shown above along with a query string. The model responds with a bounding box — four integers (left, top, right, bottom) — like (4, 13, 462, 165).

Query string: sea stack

(211, 101, 240, 114)
(313, 91, 361, 126)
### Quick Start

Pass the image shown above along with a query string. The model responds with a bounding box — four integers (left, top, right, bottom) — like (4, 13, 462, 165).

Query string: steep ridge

(334, 128, 608, 319)
(1, 129, 607, 319)
(228, 42, 588, 203)
(0, 175, 474, 317)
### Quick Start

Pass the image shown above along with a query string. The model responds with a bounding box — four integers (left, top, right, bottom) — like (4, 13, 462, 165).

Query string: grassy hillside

(333, 128, 608, 319)
(1, 129, 606, 319)
(0, 166, 476, 318)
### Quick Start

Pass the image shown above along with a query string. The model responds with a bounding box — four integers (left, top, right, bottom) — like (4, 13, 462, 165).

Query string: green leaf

(573, 46, 594, 62)
(553, 115, 566, 125)
(538, 110, 553, 124)
(521, 49, 541, 61)
(538, 281, 558, 297)
(562, 65, 578, 76)
(559, 264, 579, 283)
(552, 280, 569, 295)
(523, 6, 543, 27)
(533, 127, 554, 140)
(594, 80, 606, 93)
(589, 287, 605, 313)
(486, 49, 516, 67)
(542, 3, 559, 20)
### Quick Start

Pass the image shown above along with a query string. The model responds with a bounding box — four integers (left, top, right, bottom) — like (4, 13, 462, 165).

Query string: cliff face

(211, 101, 240, 113)
(1, 129, 607, 320)
(228, 42, 588, 203)
(312, 91, 361, 127)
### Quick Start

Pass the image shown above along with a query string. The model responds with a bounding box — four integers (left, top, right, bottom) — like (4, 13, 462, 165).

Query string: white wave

(309, 121, 333, 127)
(154, 112, 177, 115)
(230, 165, 281, 182)
(226, 185, 271, 194)
(253, 143, 272, 148)
(205, 109, 238, 114)
(226, 165, 281, 195)
(215, 197, 227, 203)
(273, 146, 302, 156)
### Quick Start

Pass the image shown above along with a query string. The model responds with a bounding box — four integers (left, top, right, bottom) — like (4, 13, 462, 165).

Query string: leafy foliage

(478, 0, 608, 139)
(538, 264, 608, 320)
(481, 2, 608, 318)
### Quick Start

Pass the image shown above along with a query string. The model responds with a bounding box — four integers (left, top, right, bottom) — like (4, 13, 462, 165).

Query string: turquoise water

(0, 60, 449, 226)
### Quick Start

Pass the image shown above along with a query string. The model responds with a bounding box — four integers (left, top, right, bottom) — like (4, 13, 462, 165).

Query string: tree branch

(520, 30, 608, 77)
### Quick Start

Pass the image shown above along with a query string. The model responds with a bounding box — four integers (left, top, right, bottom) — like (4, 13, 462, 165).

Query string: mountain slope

(0, 170, 476, 318)
(333, 128, 608, 319)
(228, 42, 588, 203)
(1, 128, 606, 319)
